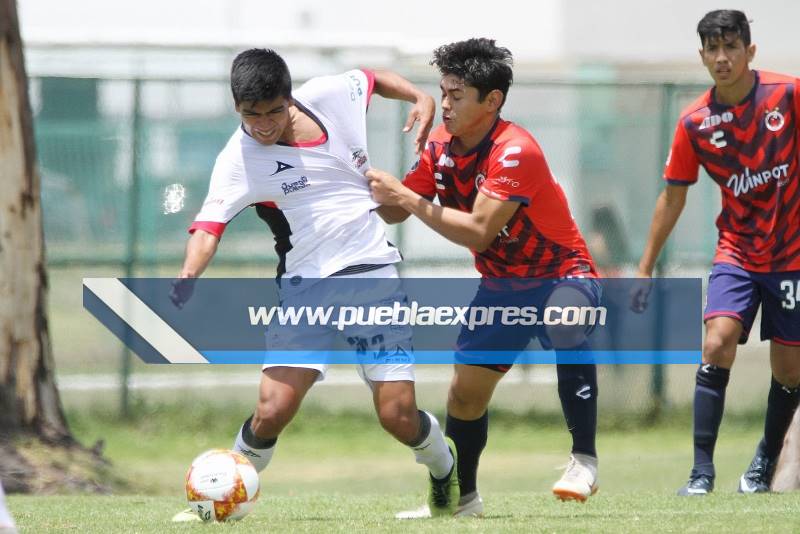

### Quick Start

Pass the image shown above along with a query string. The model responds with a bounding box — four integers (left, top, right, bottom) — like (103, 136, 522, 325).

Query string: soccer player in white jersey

(171, 49, 457, 521)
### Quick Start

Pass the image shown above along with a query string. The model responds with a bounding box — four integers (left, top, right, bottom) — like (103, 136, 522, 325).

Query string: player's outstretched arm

(179, 229, 220, 279)
(372, 70, 435, 155)
(637, 184, 688, 277)
(170, 230, 220, 308)
(367, 168, 518, 251)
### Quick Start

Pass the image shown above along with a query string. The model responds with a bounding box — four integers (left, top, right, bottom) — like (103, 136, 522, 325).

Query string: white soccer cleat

(454, 492, 484, 517)
(171, 508, 201, 522)
(395, 492, 484, 519)
(552, 453, 598, 502)
(395, 504, 432, 520)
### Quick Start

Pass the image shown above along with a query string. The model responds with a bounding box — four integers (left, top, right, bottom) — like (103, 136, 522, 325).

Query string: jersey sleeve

(794, 80, 800, 134)
(359, 69, 376, 109)
(479, 138, 548, 206)
(663, 119, 700, 185)
(402, 143, 436, 200)
(189, 152, 252, 238)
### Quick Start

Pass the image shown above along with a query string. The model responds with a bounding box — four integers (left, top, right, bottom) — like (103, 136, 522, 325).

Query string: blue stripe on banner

(201, 350, 701, 365)
(82, 285, 172, 364)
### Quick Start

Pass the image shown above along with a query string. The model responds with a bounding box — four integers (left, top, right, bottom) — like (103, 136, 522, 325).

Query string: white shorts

(262, 264, 415, 385)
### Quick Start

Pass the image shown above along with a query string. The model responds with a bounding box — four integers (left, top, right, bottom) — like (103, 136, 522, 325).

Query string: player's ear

(746, 43, 756, 63)
(487, 89, 503, 112)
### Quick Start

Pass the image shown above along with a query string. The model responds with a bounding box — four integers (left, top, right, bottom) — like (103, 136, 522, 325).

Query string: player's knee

(773, 371, 800, 389)
(376, 401, 418, 443)
(252, 399, 296, 438)
(702, 333, 736, 366)
(447, 386, 489, 420)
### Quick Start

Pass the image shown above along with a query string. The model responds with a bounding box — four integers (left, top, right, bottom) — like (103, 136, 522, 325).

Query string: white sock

(233, 422, 276, 473)
(411, 411, 454, 479)
(0, 481, 15, 529)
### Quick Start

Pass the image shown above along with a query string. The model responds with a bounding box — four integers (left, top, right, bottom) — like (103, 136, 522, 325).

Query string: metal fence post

(120, 78, 143, 418)
(649, 82, 677, 420)
(394, 100, 408, 275)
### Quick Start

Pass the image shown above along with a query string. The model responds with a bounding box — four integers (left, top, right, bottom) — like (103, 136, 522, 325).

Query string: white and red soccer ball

(185, 449, 260, 522)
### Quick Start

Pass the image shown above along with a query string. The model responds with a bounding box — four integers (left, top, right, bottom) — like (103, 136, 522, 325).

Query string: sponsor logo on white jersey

(281, 176, 310, 195)
(726, 163, 790, 197)
(699, 111, 734, 130)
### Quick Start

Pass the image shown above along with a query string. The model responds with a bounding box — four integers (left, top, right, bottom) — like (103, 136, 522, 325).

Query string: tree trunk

(0, 0, 71, 445)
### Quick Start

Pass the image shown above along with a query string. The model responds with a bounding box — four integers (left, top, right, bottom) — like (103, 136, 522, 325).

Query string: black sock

(556, 363, 598, 457)
(408, 410, 432, 448)
(761, 377, 800, 460)
(445, 411, 488, 496)
(692, 364, 730, 477)
(241, 414, 277, 449)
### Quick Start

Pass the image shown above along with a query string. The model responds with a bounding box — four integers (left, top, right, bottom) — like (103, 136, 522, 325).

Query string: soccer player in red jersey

(634, 10, 800, 495)
(368, 38, 600, 516)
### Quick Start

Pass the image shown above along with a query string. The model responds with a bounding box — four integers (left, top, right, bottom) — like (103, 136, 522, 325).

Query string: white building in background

(17, 0, 800, 79)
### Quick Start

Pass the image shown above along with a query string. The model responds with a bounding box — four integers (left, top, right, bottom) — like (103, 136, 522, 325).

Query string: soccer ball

(185, 449, 260, 522)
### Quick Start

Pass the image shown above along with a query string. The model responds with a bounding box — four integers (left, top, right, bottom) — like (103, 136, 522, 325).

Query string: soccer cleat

(171, 508, 201, 522)
(454, 492, 484, 517)
(428, 437, 459, 516)
(552, 453, 598, 502)
(738, 450, 777, 494)
(677, 473, 714, 496)
(395, 492, 483, 520)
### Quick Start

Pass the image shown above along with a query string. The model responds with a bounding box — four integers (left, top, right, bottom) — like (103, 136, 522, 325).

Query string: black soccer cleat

(738, 449, 777, 494)
(677, 473, 714, 496)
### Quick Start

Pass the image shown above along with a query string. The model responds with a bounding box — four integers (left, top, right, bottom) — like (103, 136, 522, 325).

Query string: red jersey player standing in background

(633, 10, 800, 495)
(368, 38, 600, 517)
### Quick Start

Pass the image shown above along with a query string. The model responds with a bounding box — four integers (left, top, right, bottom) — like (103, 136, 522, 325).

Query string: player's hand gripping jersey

(190, 70, 401, 281)
(404, 119, 596, 278)
(665, 71, 800, 272)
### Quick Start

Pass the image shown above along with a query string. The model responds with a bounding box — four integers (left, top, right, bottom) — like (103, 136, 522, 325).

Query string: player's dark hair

(697, 10, 751, 48)
(230, 48, 292, 105)
(431, 38, 513, 108)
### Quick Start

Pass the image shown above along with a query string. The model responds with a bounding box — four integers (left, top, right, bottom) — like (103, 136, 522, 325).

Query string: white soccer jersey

(190, 69, 401, 283)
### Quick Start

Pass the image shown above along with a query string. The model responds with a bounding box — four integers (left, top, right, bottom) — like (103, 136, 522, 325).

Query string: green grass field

(6, 401, 800, 533)
(10, 492, 800, 533)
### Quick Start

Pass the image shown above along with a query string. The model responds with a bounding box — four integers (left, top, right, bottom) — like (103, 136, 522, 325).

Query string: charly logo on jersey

(498, 146, 522, 168)
(726, 163, 790, 197)
(281, 176, 310, 195)
(271, 160, 294, 176)
(699, 111, 734, 130)
(764, 107, 785, 132)
(709, 130, 728, 149)
(350, 147, 369, 171)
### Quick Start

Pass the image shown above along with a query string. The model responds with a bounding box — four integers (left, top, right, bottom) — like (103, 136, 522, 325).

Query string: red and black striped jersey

(404, 119, 596, 278)
(665, 71, 800, 272)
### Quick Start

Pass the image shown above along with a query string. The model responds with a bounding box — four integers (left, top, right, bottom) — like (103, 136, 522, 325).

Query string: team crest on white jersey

(350, 147, 369, 171)
(765, 108, 785, 132)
